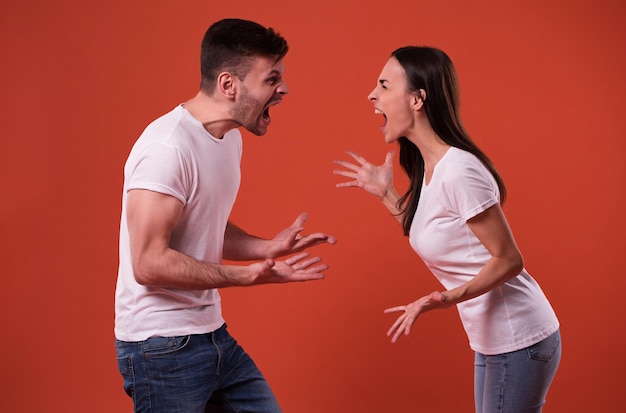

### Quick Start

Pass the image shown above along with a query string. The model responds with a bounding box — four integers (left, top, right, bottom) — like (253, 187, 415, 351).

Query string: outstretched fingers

(284, 252, 310, 266)
(345, 150, 368, 164)
(292, 255, 322, 269)
(333, 159, 361, 173)
(333, 165, 359, 188)
(268, 212, 335, 259)
(384, 303, 421, 343)
(332, 152, 367, 186)
(383, 306, 406, 314)
(385, 311, 408, 342)
(284, 253, 325, 270)
(296, 232, 337, 247)
(291, 212, 308, 230)
(282, 253, 328, 281)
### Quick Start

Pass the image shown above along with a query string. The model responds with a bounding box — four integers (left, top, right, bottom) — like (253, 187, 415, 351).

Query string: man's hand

(265, 213, 336, 259)
(247, 252, 329, 285)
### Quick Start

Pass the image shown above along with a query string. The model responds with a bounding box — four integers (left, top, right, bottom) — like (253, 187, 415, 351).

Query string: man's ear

(217, 72, 237, 99)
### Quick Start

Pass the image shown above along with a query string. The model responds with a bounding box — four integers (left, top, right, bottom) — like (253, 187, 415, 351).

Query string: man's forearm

(222, 222, 269, 261)
(133, 246, 253, 289)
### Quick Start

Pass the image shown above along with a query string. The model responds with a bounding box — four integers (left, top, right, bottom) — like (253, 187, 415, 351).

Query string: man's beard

(230, 87, 267, 136)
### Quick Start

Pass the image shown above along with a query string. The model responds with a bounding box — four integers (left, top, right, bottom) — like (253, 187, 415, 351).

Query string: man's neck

(182, 90, 239, 139)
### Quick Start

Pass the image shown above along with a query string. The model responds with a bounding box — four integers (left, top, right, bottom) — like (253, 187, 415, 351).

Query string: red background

(1, 0, 624, 411)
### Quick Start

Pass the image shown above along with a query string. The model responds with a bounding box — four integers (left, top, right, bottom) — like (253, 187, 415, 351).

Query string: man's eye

(267, 78, 278, 85)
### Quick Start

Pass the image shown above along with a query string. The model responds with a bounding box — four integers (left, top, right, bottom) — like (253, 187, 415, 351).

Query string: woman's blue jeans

(115, 324, 282, 413)
(474, 329, 561, 413)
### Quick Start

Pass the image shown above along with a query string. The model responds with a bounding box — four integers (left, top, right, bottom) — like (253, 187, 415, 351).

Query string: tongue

(260, 107, 271, 126)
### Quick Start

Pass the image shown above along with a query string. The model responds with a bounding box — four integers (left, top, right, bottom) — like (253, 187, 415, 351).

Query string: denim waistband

(116, 322, 228, 345)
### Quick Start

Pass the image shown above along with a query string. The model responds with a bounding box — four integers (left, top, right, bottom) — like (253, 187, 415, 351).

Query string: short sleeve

(126, 142, 189, 205)
(441, 158, 499, 221)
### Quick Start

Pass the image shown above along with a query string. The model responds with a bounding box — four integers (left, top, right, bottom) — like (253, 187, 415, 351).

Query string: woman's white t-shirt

(409, 147, 559, 355)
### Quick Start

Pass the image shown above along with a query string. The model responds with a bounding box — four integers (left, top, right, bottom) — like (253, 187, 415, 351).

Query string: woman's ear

(412, 89, 426, 110)
(418, 88, 426, 103)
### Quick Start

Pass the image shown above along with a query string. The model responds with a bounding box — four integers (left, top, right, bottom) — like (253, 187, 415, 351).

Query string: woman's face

(367, 57, 415, 143)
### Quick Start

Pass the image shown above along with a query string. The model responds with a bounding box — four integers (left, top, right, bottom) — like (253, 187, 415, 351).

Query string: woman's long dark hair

(392, 46, 506, 236)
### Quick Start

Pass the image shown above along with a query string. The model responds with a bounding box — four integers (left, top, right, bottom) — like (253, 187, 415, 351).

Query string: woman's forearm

(441, 253, 523, 305)
(380, 185, 404, 223)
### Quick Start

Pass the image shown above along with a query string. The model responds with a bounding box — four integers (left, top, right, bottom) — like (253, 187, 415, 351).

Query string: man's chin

(244, 121, 268, 136)
(243, 128, 267, 137)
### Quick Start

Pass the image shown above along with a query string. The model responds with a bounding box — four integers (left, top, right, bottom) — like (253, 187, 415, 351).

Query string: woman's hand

(384, 291, 447, 343)
(333, 151, 394, 199)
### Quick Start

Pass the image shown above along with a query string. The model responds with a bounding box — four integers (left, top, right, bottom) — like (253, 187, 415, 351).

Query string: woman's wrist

(381, 186, 402, 214)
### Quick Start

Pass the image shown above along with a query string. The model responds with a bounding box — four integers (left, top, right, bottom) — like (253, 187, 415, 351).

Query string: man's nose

(277, 82, 289, 95)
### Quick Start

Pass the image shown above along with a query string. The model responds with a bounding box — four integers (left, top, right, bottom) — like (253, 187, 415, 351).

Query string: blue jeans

(115, 324, 282, 413)
(474, 329, 561, 413)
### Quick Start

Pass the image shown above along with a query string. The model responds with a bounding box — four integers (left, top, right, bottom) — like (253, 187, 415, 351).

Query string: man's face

(230, 56, 289, 136)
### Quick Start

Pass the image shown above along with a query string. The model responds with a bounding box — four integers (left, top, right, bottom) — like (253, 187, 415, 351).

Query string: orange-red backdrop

(2, 0, 624, 411)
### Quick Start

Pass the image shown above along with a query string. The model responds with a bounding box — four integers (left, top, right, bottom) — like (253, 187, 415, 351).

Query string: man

(115, 19, 336, 412)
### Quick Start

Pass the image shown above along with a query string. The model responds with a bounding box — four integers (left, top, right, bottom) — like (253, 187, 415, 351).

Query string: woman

(333, 46, 561, 412)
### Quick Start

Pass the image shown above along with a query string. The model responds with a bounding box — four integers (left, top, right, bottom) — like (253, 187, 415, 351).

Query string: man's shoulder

(143, 106, 185, 134)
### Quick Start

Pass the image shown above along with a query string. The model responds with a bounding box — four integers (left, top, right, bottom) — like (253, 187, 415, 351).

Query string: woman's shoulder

(447, 147, 482, 164)
(440, 147, 486, 176)
(438, 147, 496, 192)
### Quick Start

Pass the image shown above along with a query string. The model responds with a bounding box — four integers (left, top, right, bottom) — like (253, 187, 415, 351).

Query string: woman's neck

(406, 126, 451, 171)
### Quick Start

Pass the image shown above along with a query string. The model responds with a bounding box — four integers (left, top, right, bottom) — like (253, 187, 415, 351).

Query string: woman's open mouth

(374, 108, 387, 130)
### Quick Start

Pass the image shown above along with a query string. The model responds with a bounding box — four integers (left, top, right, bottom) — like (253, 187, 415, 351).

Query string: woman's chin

(382, 129, 399, 144)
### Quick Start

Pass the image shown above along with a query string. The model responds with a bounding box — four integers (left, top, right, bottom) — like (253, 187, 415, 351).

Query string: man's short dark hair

(200, 18, 289, 93)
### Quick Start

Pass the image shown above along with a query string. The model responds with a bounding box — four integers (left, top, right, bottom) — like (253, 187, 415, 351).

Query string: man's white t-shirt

(409, 147, 559, 355)
(115, 105, 242, 342)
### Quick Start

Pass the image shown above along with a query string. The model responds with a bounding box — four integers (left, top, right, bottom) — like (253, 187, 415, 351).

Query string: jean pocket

(117, 355, 136, 399)
(142, 335, 191, 358)
(527, 331, 560, 362)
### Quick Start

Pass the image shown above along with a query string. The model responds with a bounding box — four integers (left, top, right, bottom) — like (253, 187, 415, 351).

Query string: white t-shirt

(115, 105, 242, 342)
(409, 147, 559, 355)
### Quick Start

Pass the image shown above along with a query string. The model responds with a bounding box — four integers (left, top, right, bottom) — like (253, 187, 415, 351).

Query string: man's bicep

(126, 189, 184, 256)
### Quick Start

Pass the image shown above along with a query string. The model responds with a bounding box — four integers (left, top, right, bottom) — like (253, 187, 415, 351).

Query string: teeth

(374, 109, 383, 115)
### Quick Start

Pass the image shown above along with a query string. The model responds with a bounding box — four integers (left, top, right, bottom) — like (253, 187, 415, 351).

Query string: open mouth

(374, 108, 387, 128)
(263, 99, 282, 123)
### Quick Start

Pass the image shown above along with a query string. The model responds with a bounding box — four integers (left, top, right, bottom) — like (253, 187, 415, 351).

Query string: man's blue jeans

(474, 329, 561, 413)
(115, 324, 282, 413)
